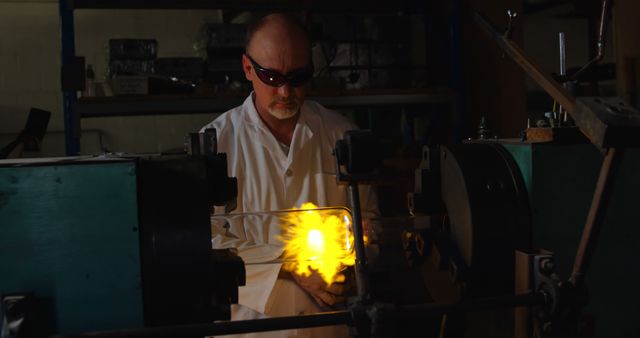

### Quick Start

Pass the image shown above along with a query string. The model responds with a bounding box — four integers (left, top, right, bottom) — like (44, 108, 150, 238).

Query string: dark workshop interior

(1, 0, 639, 337)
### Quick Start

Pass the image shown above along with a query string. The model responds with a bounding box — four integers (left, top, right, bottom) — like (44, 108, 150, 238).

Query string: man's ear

(241, 54, 253, 82)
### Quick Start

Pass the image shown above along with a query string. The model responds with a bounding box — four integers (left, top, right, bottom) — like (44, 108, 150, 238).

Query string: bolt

(540, 259, 554, 274)
(486, 181, 494, 191)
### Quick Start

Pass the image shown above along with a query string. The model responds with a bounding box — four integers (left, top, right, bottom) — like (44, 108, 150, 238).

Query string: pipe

(348, 183, 369, 298)
(53, 293, 548, 338)
(570, 0, 611, 81)
(53, 311, 353, 338)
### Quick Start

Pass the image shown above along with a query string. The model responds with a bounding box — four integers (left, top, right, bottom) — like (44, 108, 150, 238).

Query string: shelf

(67, 0, 428, 12)
(312, 88, 455, 107)
(74, 88, 455, 118)
(75, 94, 246, 118)
(59, 0, 447, 154)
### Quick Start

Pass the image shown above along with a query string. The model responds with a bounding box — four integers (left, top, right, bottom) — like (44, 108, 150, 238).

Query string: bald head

(242, 13, 312, 124)
(245, 13, 311, 60)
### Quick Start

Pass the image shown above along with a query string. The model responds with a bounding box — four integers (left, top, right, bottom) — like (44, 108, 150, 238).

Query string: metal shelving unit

(65, 0, 429, 11)
(73, 89, 455, 118)
(59, 0, 459, 155)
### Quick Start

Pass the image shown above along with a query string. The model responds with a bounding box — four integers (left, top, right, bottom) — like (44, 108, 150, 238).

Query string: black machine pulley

(440, 142, 532, 297)
(136, 155, 243, 326)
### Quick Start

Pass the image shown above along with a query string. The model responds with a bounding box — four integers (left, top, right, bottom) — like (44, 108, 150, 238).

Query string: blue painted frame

(60, 0, 80, 155)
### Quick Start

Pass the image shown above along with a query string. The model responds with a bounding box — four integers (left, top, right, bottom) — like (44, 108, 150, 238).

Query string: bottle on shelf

(83, 64, 95, 97)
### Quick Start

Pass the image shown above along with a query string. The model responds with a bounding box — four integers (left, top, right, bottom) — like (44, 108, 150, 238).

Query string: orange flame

(280, 203, 355, 285)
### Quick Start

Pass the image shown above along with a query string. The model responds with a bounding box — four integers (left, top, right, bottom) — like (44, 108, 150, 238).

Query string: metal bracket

(504, 10, 517, 39)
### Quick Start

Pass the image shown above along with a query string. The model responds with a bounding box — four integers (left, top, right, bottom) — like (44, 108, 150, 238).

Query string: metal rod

(348, 183, 369, 298)
(569, 147, 623, 287)
(53, 293, 547, 338)
(473, 12, 577, 114)
(559, 32, 566, 79)
(450, 0, 465, 143)
(570, 0, 610, 81)
(53, 311, 352, 338)
(559, 32, 567, 124)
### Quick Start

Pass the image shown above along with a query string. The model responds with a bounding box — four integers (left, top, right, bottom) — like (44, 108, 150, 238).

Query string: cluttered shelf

(74, 87, 455, 118)
(60, 5, 455, 154)
(68, 0, 428, 12)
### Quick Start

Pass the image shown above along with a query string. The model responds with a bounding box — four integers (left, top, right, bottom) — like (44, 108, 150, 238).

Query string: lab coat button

(285, 168, 293, 176)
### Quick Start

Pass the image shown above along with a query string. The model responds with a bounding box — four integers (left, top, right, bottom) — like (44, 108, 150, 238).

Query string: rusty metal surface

(525, 127, 587, 144)
(570, 0, 611, 81)
(574, 97, 640, 148)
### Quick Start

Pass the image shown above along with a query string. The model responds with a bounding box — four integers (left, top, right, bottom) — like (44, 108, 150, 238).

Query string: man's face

(243, 32, 311, 120)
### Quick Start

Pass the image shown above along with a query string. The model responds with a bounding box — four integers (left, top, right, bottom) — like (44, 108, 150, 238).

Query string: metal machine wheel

(440, 142, 531, 297)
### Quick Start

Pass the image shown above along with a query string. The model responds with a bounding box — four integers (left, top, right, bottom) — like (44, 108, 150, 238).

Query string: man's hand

(291, 269, 352, 308)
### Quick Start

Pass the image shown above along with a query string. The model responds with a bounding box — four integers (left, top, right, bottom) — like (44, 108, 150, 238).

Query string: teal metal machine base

(0, 158, 143, 334)
(502, 141, 640, 338)
(0, 154, 240, 336)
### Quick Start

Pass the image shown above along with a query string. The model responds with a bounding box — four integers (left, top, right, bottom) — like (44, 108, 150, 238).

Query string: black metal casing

(440, 142, 532, 297)
(136, 154, 241, 327)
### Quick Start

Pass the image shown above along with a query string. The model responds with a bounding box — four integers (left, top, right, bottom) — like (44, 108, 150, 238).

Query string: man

(201, 13, 378, 337)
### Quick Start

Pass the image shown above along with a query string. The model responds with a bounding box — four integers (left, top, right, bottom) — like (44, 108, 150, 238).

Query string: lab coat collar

(243, 93, 315, 165)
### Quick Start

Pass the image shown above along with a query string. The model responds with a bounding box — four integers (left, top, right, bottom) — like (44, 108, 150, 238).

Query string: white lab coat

(201, 93, 378, 337)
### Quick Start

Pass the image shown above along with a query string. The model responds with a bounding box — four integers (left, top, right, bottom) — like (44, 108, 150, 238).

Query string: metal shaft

(559, 32, 566, 79)
(54, 311, 352, 338)
(348, 183, 369, 298)
(569, 147, 623, 286)
(52, 293, 547, 338)
(559, 31, 567, 124)
(570, 0, 610, 81)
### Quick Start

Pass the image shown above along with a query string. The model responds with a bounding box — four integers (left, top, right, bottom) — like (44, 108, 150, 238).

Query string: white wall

(0, 1, 224, 156)
(0, 2, 63, 155)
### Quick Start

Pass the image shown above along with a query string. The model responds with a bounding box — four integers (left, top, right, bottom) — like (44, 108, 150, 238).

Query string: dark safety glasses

(245, 54, 313, 87)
